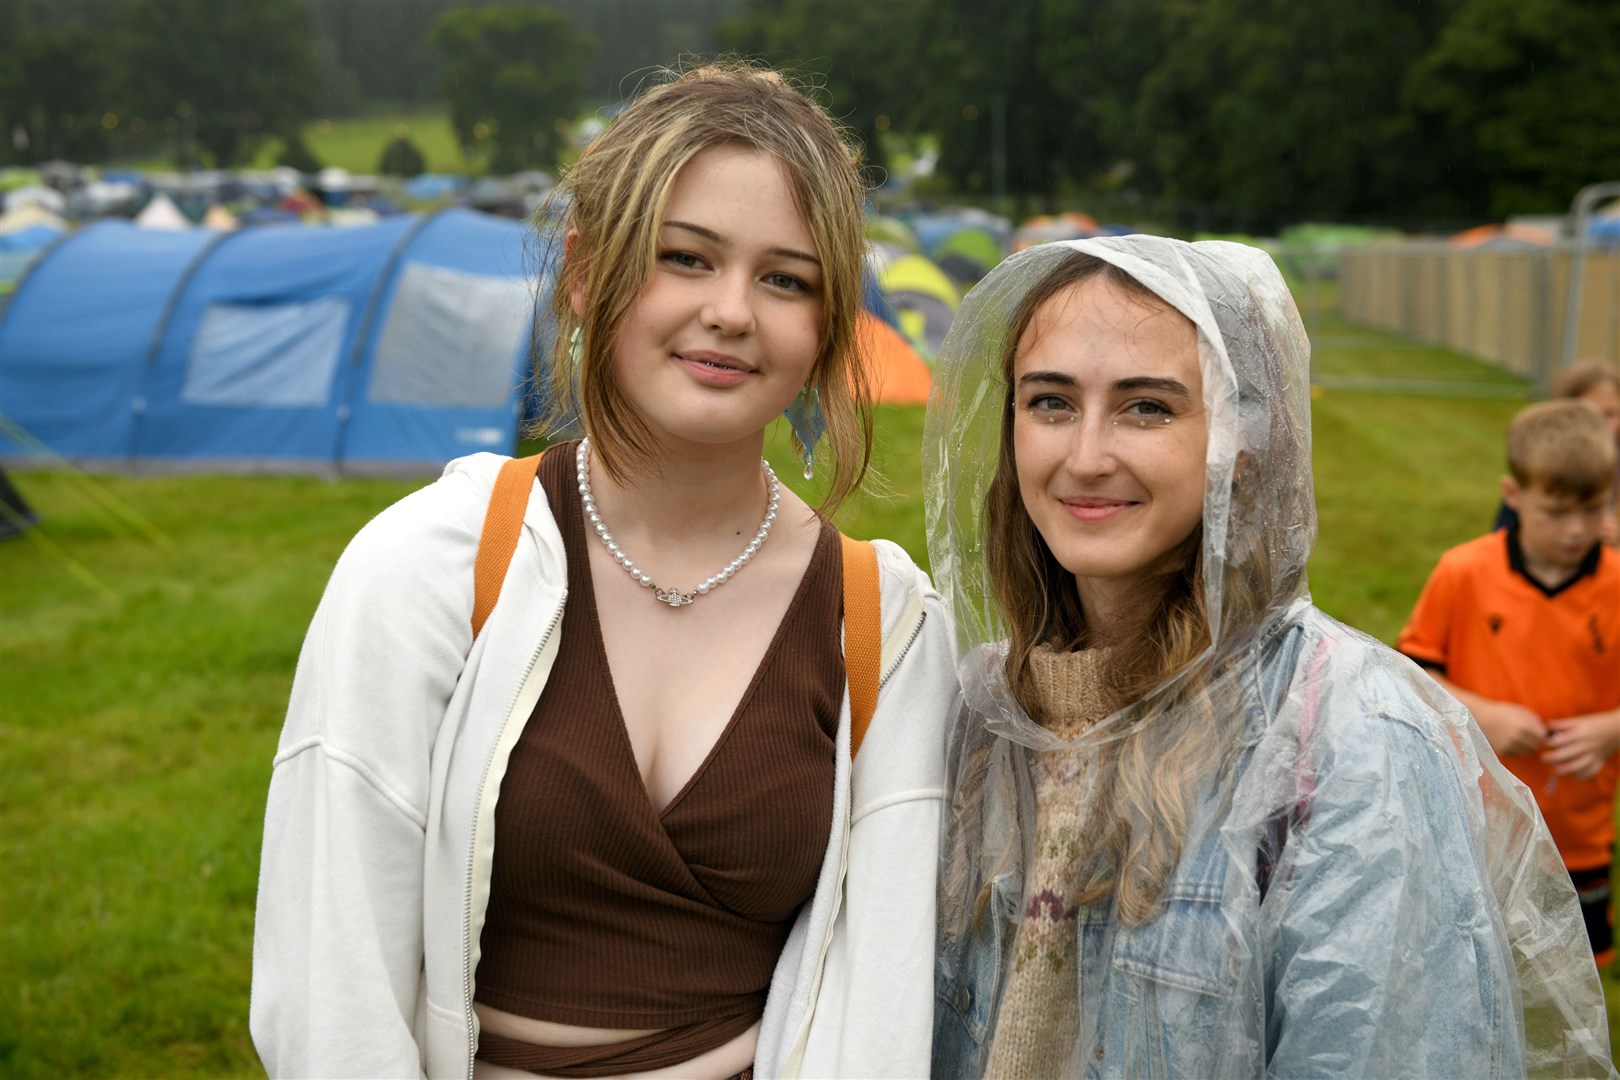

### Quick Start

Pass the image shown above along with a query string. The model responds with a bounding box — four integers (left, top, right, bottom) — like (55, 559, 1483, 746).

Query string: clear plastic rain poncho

(923, 236, 1613, 1079)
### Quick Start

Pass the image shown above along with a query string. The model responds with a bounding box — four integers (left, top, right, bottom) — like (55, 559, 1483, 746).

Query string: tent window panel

(183, 297, 349, 407)
(367, 262, 531, 408)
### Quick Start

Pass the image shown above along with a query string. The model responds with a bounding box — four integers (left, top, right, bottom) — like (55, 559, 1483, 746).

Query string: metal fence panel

(1339, 244, 1620, 391)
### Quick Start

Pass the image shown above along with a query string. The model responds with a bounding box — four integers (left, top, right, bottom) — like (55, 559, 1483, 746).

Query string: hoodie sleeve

(770, 545, 961, 1079)
(250, 464, 489, 1078)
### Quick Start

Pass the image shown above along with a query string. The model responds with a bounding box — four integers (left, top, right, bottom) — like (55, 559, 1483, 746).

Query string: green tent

(933, 226, 1004, 286)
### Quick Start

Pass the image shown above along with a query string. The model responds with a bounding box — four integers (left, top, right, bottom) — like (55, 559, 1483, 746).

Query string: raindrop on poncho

(924, 235, 1612, 1078)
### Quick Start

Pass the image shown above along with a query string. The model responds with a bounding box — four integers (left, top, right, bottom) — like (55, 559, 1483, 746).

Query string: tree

(302, 0, 457, 107)
(910, 0, 1083, 211)
(1035, 0, 1198, 198)
(1406, 0, 1620, 216)
(430, 5, 595, 173)
(277, 134, 323, 174)
(379, 133, 427, 178)
(552, 0, 736, 99)
(116, 0, 320, 168)
(719, 0, 929, 178)
(1135, 0, 1457, 232)
(0, 2, 114, 165)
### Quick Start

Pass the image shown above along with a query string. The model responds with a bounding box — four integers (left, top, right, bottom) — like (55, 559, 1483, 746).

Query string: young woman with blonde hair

(925, 235, 1610, 1078)
(251, 62, 956, 1079)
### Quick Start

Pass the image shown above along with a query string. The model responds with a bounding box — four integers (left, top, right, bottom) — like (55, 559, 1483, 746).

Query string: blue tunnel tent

(0, 208, 542, 475)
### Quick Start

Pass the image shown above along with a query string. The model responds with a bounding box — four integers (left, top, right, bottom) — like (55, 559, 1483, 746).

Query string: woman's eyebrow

(1017, 370, 1078, 389)
(663, 220, 820, 266)
(1113, 376, 1192, 397)
(1016, 372, 1192, 398)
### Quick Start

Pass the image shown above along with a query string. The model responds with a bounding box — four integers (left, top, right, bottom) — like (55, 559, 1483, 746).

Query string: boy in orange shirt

(1399, 399, 1620, 963)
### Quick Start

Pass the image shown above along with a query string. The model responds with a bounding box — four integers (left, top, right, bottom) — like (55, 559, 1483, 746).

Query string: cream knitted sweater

(984, 645, 1117, 1080)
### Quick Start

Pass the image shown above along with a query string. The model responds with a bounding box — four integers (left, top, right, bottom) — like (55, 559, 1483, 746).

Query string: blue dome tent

(0, 209, 544, 475)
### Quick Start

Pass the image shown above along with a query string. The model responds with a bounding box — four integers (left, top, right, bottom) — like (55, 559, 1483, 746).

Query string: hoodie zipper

(879, 608, 926, 692)
(461, 595, 566, 1079)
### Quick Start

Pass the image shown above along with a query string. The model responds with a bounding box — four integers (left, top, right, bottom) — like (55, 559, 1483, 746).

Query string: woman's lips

(676, 352, 752, 388)
(1060, 498, 1135, 523)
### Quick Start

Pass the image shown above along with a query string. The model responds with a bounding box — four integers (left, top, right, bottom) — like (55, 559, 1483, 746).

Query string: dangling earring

(567, 326, 584, 366)
(784, 385, 824, 480)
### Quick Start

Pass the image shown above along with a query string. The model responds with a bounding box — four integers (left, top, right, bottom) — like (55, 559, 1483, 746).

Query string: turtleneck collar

(1026, 644, 1122, 737)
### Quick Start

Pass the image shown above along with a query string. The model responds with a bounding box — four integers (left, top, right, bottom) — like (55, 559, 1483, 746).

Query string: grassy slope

(247, 111, 480, 175)
(120, 110, 477, 176)
(6, 306, 1618, 1074)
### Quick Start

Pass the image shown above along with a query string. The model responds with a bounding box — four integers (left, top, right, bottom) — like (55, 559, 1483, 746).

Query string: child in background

(1494, 359, 1620, 546)
(1399, 399, 1620, 963)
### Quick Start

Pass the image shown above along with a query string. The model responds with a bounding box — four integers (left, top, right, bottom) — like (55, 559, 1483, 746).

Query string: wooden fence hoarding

(1339, 244, 1620, 388)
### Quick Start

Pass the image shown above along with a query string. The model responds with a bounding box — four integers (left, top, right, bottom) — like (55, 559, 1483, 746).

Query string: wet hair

(1507, 399, 1617, 500)
(536, 60, 873, 512)
(1548, 359, 1620, 402)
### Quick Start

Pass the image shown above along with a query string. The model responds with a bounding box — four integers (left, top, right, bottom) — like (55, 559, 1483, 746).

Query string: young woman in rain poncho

(924, 235, 1613, 1079)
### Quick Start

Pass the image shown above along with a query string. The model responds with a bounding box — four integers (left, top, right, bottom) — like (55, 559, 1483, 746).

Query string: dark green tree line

(117, 0, 321, 169)
(724, 0, 1620, 229)
(1136, 0, 1462, 230)
(0, 8, 111, 164)
(1406, 0, 1620, 217)
(6, 0, 1618, 228)
(2, 0, 320, 169)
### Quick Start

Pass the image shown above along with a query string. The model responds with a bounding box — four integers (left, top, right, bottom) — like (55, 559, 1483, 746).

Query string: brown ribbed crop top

(473, 445, 844, 1077)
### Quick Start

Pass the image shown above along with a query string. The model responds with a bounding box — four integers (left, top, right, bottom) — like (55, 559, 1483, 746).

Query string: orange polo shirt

(1397, 529, 1620, 871)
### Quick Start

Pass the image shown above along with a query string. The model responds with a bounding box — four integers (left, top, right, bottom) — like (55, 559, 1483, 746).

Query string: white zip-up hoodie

(250, 452, 958, 1079)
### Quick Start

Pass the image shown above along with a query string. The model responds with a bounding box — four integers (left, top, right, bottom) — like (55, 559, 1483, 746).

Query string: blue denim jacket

(934, 611, 1606, 1079)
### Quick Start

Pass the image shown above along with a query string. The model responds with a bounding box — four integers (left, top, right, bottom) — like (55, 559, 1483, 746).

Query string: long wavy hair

(985, 252, 1270, 925)
(533, 60, 874, 513)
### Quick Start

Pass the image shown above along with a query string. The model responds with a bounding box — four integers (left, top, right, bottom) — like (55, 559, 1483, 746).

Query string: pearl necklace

(576, 437, 780, 609)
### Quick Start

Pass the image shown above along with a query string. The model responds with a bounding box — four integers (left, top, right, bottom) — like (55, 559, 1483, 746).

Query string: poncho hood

(924, 235, 1315, 727)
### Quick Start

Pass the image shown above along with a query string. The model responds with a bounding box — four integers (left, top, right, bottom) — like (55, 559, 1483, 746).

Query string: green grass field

(247, 110, 480, 175)
(4, 302, 1617, 1075)
(122, 109, 479, 176)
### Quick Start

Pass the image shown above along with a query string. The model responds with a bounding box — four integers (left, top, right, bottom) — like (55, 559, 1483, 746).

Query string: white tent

(3, 185, 65, 215)
(135, 193, 191, 230)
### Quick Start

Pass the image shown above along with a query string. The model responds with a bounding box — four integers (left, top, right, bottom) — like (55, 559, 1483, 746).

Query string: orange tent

(858, 310, 932, 405)
(1449, 223, 1553, 249)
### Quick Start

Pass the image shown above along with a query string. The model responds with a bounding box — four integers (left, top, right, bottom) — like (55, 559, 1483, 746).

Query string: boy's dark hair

(1549, 359, 1620, 401)
(1507, 399, 1618, 499)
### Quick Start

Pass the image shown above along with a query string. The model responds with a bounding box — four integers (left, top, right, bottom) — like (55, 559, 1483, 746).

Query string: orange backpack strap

(840, 533, 882, 759)
(471, 452, 546, 640)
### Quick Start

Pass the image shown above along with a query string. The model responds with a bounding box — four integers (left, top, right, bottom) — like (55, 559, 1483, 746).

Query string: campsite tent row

(865, 210, 1014, 364)
(0, 208, 542, 475)
(0, 208, 935, 476)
